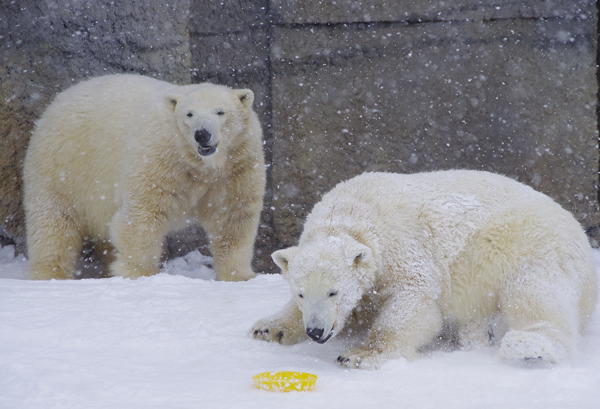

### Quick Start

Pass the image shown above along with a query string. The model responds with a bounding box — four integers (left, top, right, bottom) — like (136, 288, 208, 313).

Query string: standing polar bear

(23, 74, 265, 281)
(251, 171, 598, 368)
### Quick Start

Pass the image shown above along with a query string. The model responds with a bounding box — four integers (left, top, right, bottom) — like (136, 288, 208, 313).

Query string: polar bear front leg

(250, 300, 307, 345)
(337, 292, 443, 369)
(204, 217, 257, 282)
(109, 206, 166, 279)
(200, 186, 263, 282)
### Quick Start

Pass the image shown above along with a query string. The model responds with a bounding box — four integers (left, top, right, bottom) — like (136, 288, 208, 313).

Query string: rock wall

(268, 2, 599, 247)
(1, 0, 598, 274)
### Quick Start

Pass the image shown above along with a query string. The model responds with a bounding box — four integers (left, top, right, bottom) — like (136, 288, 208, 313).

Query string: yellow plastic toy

(252, 371, 317, 392)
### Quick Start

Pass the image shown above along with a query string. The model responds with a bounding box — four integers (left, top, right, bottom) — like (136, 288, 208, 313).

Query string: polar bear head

(272, 234, 376, 344)
(166, 84, 254, 158)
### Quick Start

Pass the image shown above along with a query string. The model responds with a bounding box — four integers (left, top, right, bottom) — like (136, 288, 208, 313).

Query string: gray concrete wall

(1, 0, 598, 274)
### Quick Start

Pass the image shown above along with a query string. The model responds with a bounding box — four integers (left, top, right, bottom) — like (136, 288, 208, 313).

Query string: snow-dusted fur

(24, 74, 265, 281)
(251, 171, 598, 369)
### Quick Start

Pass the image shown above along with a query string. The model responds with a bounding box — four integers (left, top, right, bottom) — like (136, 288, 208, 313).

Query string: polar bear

(251, 170, 598, 368)
(23, 74, 265, 281)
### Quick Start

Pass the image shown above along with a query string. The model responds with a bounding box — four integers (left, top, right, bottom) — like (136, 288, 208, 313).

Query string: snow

(1, 244, 599, 408)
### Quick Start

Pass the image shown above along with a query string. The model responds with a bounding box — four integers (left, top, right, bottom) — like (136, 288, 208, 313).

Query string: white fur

(251, 170, 598, 369)
(24, 74, 265, 281)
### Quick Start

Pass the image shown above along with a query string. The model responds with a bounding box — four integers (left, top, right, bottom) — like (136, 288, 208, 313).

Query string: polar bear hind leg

(26, 193, 83, 280)
(498, 269, 577, 365)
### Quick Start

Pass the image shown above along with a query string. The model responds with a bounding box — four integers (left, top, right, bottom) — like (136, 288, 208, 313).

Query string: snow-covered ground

(1, 245, 599, 409)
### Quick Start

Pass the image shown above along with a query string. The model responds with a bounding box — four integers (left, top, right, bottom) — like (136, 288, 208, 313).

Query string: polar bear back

(316, 170, 549, 221)
(306, 170, 558, 252)
(32, 74, 174, 154)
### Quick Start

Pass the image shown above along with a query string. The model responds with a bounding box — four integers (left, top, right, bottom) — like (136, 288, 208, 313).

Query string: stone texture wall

(1, 0, 598, 274)
(268, 2, 599, 247)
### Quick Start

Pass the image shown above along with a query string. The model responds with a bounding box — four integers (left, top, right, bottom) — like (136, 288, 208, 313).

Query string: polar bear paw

(336, 348, 383, 370)
(216, 268, 256, 282)
(499, 330, 563, 365)
(250, 318, 305, 345)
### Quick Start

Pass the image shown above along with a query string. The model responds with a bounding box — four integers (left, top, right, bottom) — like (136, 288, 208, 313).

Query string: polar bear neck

(301, 195, 381, 263)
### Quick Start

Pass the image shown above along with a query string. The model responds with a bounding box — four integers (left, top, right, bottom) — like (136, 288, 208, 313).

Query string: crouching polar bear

(23, 74, 265, 281)
(251, 170, 598, 368)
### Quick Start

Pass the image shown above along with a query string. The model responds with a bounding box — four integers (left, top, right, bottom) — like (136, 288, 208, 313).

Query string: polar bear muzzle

(306, 327, 333, 344)
(194, 128, 217, 156)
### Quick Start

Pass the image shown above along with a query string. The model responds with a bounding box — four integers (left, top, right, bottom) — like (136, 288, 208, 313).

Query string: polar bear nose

(194, 129, 212, 145)
(306, 327, 325, 342)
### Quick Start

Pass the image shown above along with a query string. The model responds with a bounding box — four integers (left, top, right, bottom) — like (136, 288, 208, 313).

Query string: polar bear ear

(345, 243, 372, 267)
(165, 94, 181, 111)
(272, 247, 299, 274)
(233, 89, 254, 109)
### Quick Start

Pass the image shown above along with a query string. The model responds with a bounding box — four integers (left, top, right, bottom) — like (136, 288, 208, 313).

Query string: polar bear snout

(194, 128, 217, 156)
(304, 311, 336, 344)
(306, 327, 333, 344)
(194, 128, 211, 145)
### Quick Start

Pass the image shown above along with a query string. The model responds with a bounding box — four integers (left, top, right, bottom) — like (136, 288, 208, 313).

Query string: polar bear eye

(298, 293, 304, 299)
(216, 109, 225, 116)
(186, 112, 193, 117)
(328, 291, 339, 297)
